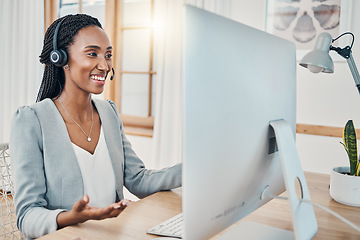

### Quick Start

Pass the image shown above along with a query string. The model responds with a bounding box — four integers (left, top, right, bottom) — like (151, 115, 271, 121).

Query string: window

(59, 0, 106, 24)
(108, 0, 156, 137)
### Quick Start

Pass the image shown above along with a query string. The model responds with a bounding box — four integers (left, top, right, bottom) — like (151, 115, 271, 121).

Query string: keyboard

(147, 213, 183, 238)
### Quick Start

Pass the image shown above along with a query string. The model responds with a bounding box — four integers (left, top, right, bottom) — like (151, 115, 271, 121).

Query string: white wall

(128, 0, 360, 174)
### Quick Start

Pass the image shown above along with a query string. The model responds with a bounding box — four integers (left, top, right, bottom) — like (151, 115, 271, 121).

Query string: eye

(105, 53, 112, 59)
(88, 52, 97, 57)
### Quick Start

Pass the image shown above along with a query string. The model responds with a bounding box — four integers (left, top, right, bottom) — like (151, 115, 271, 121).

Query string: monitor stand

(217, 119, 318, 240)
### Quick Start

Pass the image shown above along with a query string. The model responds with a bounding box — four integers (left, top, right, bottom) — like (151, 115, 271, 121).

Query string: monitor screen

(183, 5, 297, 239)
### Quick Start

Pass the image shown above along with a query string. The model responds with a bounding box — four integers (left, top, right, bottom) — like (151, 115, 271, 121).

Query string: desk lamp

(299, 32, 360, 94)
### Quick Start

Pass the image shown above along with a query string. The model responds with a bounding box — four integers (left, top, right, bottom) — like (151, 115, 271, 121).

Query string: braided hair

(37, 14, 102, 102)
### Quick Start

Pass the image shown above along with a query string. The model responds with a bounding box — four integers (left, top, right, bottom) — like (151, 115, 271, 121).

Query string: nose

(97, 57, 110, 72)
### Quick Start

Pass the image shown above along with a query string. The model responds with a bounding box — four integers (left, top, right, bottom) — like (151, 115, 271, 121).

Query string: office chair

(0, 143, 24, 239)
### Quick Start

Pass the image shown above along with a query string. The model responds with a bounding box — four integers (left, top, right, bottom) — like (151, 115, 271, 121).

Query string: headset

(110, 68, 115, 80)
(50, 18, 68, 67)
(49, 17, 115, 80)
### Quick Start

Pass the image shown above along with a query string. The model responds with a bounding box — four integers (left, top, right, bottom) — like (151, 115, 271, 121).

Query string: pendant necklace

(58, 98, 93, 142)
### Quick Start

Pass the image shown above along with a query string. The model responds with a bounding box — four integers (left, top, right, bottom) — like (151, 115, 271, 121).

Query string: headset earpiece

(50, 49, 68, 67)
(50, 18, 68, 67)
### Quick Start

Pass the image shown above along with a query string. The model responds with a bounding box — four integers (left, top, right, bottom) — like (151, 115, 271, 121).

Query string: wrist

(57, 210, 86, 229)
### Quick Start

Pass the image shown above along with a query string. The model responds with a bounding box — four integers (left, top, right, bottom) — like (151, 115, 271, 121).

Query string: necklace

(58, 98, 94, 142)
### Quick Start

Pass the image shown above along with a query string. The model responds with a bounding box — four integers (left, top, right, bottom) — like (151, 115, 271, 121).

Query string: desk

(38, 172, 359, 240)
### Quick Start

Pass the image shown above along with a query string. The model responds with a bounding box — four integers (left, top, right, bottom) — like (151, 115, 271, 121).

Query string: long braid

(36, 14, 102, 102)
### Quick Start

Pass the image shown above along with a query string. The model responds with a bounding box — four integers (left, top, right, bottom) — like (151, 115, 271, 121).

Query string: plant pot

(330, 166, 360, 207)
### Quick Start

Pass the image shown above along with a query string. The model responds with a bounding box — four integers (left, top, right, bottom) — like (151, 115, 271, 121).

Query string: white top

(72, 126, 116, 207)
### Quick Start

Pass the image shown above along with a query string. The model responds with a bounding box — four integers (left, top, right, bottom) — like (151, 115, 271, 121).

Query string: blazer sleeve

(107, 100, 182, 199)
(10, 106, 65, 239)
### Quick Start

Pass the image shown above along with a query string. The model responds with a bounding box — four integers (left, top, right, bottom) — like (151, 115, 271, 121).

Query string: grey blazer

(10, 98, 182, 239)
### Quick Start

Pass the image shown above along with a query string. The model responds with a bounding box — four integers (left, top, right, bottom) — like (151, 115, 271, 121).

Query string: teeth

(91, 75, 105, 81)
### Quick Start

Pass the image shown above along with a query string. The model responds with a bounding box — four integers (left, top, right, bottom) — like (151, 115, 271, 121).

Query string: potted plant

(330, 120, 360, 207)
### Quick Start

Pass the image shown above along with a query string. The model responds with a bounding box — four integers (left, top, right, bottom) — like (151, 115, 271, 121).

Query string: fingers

(121, 199, 132, 207)
(72, 197, 132, 221)
(91, 206, 121, 220)
(83, 195, 89, 204)
(101, 199, 131, 218)
(73, 195, 90, 212)
(113, 199, 132, 209)
(79, 195, 89, 209)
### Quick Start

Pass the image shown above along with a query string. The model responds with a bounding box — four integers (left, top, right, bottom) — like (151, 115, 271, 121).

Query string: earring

(64, 65, 69, 70)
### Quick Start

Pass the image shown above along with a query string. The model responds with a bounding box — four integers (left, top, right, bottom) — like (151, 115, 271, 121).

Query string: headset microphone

(50, 18, 68, 67)
(110, 68, 115, 80)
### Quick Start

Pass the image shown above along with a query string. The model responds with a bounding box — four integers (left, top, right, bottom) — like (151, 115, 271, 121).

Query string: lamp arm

(331, 46, 360, 94)
(346, 53, 360, 94)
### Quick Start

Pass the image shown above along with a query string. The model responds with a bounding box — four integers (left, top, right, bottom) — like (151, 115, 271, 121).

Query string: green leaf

(343, 120, 358, 175)
(356, 162, 360, 176)
(340, 142, 349, 154)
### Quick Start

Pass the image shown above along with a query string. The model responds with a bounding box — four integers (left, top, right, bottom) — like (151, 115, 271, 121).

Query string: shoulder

(106, 99, 117, 109)
(106, 100, 119, 116)
(92, 98, 117, 108)
(92, 98, 124, 130)
(10, 101, 47, 149)
(12, 99, 53, 123)
(92, 98, 120, 116)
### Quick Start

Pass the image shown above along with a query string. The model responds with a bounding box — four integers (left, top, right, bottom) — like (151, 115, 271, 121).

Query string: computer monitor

(183, 5, 317, 240)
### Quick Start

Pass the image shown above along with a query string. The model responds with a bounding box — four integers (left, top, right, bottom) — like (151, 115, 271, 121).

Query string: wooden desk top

(38, 172, 360, 240)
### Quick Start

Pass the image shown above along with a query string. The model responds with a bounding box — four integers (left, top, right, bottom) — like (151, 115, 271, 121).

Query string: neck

(57, 92, 93, 122)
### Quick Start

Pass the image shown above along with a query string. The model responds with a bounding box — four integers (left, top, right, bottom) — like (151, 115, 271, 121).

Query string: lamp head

(299, 32, 334, 73)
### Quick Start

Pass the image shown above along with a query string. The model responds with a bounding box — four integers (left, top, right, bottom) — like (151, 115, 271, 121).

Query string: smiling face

(64, 25, 113, 95)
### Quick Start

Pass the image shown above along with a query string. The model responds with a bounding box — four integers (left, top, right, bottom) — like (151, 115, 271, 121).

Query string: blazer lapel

(93, 99, 124, 195)
(36, 99, 84, 209)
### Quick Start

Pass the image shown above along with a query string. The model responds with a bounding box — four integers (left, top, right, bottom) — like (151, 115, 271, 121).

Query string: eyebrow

(84, 45, 113, 50)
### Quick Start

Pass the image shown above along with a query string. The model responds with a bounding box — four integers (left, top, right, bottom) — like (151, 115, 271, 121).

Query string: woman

(10, 14, 181, 239)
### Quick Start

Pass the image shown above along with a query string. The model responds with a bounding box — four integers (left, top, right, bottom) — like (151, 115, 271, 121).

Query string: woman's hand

(57, 195, 131, 229)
